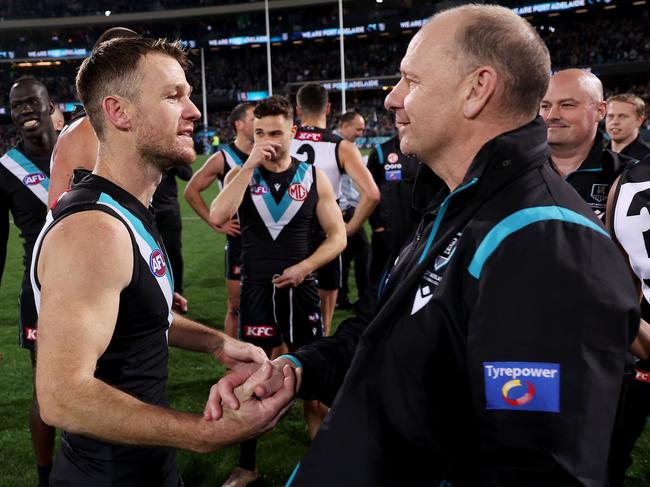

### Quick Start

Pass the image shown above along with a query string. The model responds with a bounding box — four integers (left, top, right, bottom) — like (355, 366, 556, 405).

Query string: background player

(185, 102, 255, 337)
(47, 27, 139, 207)
(291, 83, 378, 334)
(1, 76, 57, 487)
(209, 95, 345, 486)
(606, 94, 650, 161)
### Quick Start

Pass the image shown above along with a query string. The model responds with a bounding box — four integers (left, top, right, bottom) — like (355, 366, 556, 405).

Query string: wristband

(278, 354, 303, 369)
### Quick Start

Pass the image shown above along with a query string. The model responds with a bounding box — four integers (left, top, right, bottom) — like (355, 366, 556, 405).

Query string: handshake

(199, 355, 303, 446)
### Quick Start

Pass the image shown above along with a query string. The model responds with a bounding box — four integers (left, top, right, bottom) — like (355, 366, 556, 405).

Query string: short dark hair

(76, 37, 189, 139)
(11, 76, 50, 98)
(296, 83, 328, 115)
(449, 4, 551, 119)
(254, 96, 293, 121)
(228, 102, 255, 131)
(93, 27, 139, 50)
(339, 111, 362, 126)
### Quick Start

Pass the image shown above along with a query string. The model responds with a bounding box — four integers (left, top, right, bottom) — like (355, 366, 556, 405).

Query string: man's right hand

(203, 357, 302, 421)
(243, 141, 282, 169)
(211, 218, 240, 237)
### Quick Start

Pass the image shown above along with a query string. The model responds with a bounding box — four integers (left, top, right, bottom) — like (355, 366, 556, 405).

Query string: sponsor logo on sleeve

(149, 249, 167, 277)
(23, 172, 46, 186)
(483, 361, 560, 412)
(242, 325, 276, 338)
(636, 369, 650, 384)
(25, 327, 37, 342)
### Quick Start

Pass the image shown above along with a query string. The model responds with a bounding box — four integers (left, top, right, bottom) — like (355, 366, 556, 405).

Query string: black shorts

(316, 254, 342, 291)
(224, 236, 242, 281)
(19, 276, 38, 351)
(239, 277, 323, 348)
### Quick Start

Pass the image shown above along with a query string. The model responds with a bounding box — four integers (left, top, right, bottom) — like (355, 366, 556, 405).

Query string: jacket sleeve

(464, 221, 639, 485)
(292, 284, 378, 406)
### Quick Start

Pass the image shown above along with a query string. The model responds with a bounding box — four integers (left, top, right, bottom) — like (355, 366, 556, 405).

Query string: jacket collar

(414, 116, 549, 215)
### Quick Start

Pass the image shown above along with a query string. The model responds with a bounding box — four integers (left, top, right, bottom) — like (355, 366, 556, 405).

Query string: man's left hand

(272, 263, 308, 288)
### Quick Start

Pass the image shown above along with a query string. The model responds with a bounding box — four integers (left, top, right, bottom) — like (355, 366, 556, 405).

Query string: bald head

(540, 69, 606, 156)
(551, 69, 603, 104)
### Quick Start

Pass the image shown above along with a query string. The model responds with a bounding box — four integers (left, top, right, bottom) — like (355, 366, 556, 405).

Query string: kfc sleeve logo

(25, 327, 37, 342)
(243, 325, 276, 338)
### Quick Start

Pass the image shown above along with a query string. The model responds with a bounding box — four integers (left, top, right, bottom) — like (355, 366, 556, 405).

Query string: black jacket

(290, 118, 639, 487)
(619, 135, 650, 162)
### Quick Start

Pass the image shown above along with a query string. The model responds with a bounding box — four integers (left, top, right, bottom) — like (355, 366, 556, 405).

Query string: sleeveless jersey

(30, 173, 175, 466)
(239, 158, 318, 282)
(613, 156, 650, 310)
(0, 142, 51, 276)
(291, 126, 343, 197)
(219, 142, 248, 251)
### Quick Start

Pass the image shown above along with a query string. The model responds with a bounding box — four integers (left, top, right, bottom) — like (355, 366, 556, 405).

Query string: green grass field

(1, 154, 650, 485)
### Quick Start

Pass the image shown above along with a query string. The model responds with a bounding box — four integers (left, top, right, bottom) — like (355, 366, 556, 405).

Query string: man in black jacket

(208, 5, 639, 486)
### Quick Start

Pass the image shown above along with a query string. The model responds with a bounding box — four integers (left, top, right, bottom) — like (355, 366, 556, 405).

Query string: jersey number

(296, 144, 315, 165)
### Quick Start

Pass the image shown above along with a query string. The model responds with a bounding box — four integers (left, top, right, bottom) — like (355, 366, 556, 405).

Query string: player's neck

(234, 135, 254, 154)
(94, 144, 162, 208)
(549, 139, 594, 177)
(300, 114, 327, 129)
(610, 133, 637, 154)
(262, 155, 292, 173)
(22, 129, 57, 158)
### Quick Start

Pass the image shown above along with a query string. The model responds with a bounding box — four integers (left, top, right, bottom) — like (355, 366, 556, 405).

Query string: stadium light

(104, 10, 111, 16)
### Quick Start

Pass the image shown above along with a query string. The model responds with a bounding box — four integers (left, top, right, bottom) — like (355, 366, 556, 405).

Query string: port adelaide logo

(411, 232, 462, 315)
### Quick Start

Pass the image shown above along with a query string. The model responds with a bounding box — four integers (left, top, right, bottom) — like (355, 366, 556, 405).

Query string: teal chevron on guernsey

(285, 463, 301, 487)
(255, 162, 310, 222)
(0, 148, 50, 205)
(97, 192, 175, 308)
(468, 206, 610, 279)
(418, 177, 479, 264)
(222, 144, 244, 166)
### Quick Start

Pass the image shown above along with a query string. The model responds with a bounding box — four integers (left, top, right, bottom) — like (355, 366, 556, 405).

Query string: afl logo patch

(387, 152, 399, 164)
(250, 184, 268, 195)
(149, 249, 167, 277)
(288, 183, 308, 201)
(23, 172, 46, 186)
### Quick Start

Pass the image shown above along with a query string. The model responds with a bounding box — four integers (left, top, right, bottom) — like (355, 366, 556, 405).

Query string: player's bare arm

(209, 141, 280, 226)
(184, 151, 239, 235)
(168, 313, 267, 369)
(338, 139, 379, 236)
(273, 168, 346, 289)
(36, 210, 295, 452)
(48, 117, 97, 206)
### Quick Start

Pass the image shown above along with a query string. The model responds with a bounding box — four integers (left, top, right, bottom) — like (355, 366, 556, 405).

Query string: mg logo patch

(483, 361, 560, 412)
(288, 183, 308, 201)
(149, 249, 167, 277)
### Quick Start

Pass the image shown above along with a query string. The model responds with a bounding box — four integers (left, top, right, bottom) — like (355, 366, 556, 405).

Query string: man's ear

(102, 95, 132, 131)
(461, 66, 498, 119)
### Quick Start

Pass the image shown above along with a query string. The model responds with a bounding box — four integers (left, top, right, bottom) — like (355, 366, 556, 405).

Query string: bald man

(540, 68, 633, 220)
(210, 6, 638, 485)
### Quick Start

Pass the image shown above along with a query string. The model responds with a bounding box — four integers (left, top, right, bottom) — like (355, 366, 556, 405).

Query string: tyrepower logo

(243, 325, 276, 338)
(288, 183, 308, 201)
(23, 172, 46, 186)
(25, 327, 37, 342)
(296, 132, 322, 142)
(149, 249, 166, 277)
(483, 361, 560, 413)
